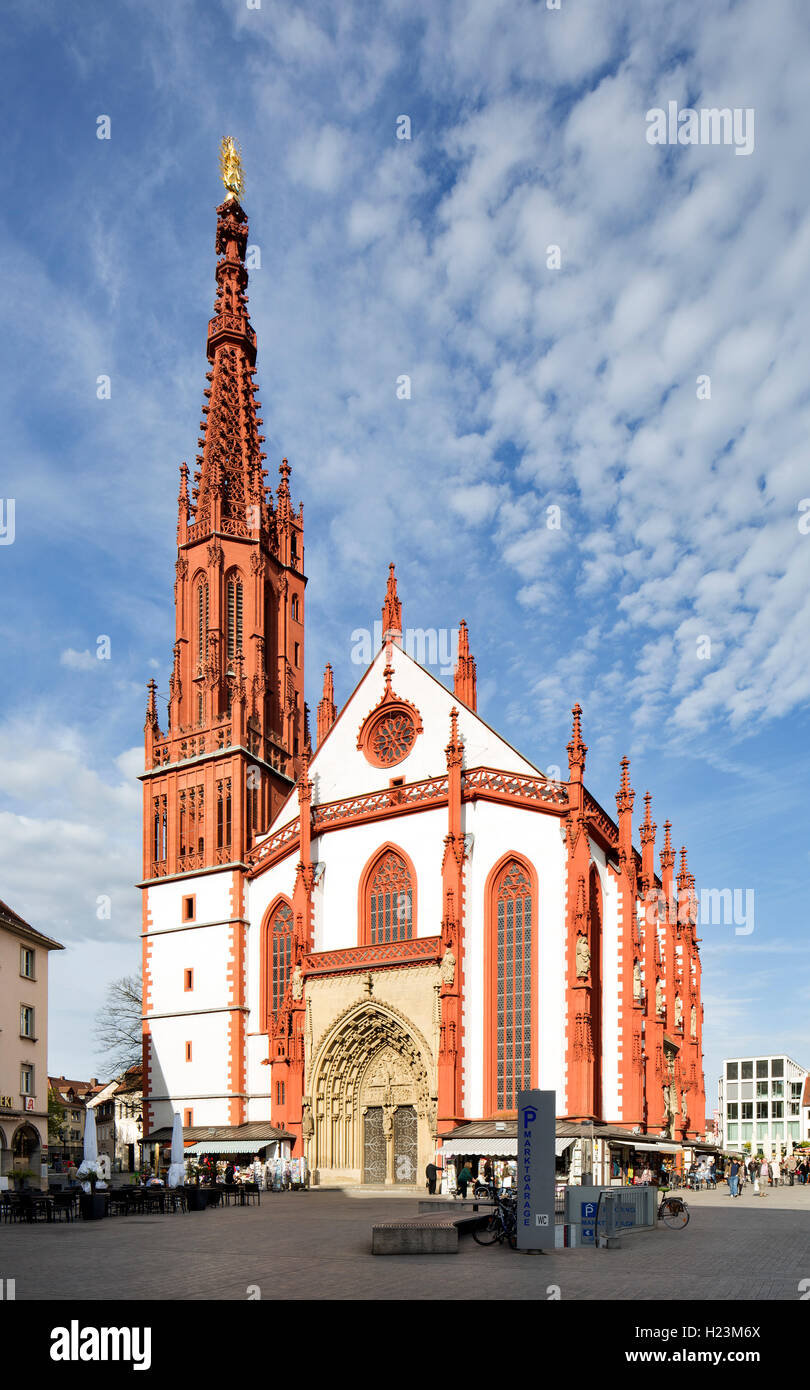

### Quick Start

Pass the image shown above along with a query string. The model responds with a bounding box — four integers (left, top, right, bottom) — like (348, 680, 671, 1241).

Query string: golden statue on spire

(219, 136, 245, 201)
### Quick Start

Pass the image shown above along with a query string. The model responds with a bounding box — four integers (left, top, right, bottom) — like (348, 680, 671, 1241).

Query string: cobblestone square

(2, 1184, 809, 1302)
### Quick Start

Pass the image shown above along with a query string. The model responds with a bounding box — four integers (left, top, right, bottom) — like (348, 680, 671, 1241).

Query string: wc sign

(517, 1089, 556, 1251)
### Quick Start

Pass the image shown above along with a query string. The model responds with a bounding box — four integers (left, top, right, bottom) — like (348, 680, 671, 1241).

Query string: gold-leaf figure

(219, 136, 245, 201)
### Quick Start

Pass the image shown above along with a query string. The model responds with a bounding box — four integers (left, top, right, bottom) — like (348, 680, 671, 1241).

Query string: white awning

(439, 1138, 517, 1157)
(556, 1138, 575, 1156)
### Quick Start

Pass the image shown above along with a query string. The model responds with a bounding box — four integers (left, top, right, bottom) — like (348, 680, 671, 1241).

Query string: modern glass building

(718, 1054, 808, 1155)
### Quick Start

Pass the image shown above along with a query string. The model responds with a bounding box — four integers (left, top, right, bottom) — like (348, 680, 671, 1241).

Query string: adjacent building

(718, 1054, 808, 1156)
(0, 899, 64, 1182)
(87, 1065, 143, 1172)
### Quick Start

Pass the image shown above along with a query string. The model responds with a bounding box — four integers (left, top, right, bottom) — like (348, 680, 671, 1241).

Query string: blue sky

(2, 0, 809, 1105)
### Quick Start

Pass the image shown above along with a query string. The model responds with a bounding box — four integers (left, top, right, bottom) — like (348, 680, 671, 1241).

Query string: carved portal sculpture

(440, 949, 456, 987)
(656, 978, 665, 1015)
(674, 994, 683, 1029)
(633, 959, 642, 1001)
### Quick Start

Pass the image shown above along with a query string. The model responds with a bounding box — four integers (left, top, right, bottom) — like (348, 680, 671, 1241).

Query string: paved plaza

(2, 1184, 809, 1301)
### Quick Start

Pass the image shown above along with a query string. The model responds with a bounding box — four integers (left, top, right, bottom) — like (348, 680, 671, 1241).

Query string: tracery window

(365, 849, 414, 944)
(216, 778, 232, 850)
(196, 580, 209, 673)
(487, 857, 534, 1113)
(271, 902, 294, 1018)
(226, 575, 243, 660)
(369, 712, 416, 766)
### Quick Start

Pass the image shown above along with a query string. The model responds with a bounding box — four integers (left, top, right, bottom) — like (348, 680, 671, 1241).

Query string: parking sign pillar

(517, 1089, 556, 1251)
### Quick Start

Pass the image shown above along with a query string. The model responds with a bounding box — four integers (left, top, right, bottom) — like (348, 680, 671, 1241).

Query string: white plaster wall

(145, 873, 237, 1130)
(265, 643, 540, 831)
(462, 801, 568, 1118)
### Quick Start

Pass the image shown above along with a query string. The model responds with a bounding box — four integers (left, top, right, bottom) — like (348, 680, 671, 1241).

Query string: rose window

(370, 712, 416, 765)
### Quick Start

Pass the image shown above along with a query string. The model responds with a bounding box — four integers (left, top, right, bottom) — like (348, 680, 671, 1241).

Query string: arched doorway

(11, 1123, 41, 1173)
(308, 1003, 435, 1186)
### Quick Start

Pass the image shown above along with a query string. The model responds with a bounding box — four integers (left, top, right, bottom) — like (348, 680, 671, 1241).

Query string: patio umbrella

(77, 1106, 106, 1191)
(167, 1111, 186, 1188)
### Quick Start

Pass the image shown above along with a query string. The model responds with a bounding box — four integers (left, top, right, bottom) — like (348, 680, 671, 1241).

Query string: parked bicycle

(657, 1190, 690, 1229)
(472, 1191, 518, 1248)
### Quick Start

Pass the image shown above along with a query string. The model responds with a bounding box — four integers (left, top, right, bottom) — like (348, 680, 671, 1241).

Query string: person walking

(425, 1161, 438, 1195)
(456, 1162, 473, 1199)
(758, 1157, 769, 1195)
(728, 1157, 740, 1197)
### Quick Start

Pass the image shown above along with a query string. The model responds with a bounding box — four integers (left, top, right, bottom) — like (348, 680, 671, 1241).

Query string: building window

(291, 594, 300, 621)
(363, 847, 414, 945)
(726, 1062, 738, 1080)
(726, 1123, 738, 1142)
(726, 1103, 738, 1120)
(772, 1101, 783, 1119)
(183, 1108, 193, 1128)
(294, 641, 300, 668)
(184, 969, 194, 992)
(756, 1059, 768, 1078)
(182, 895, 195, 922)
(179, 785, 205, 859)
(20, 1064, 33, 1096)
(771, 1080, 783, 1098)
(756, 1081, 768, 1098)
(486, 856, 536, 1114)
(20, 947, 35, 979)
(20, 1005, 35, 1038)
(196, 579, 208, 673)
(741, 1102, 753, 1120)
(153, 795, 167, 864)
(276, 1081, 286, 1106)
(226, 576, 243, 660)
(756, 1101, 768, 1120)
(185, 1042, 192, 1062)
(726, 1082, 738, 1101)
(216, 779, 232, 850)
(790, 1081, 802, 1100)
(771, 1058, 784, 1077)
(271, 902, 294, 1018)
(741, 1060, 753, 1079)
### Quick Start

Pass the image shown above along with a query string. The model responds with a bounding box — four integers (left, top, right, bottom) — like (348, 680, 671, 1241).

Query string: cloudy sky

(3, 0, 809, 1104)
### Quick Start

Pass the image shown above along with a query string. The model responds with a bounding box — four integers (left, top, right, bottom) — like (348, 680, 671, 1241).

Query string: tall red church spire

(142, 149, 307, 885)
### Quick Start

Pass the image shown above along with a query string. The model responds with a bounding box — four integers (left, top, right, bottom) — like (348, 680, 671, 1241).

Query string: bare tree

(94, 971, 143, 1076)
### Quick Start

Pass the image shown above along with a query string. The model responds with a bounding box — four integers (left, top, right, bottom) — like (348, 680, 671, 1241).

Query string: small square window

(182, 895, 195, 922)
(184, 969, 194, 992)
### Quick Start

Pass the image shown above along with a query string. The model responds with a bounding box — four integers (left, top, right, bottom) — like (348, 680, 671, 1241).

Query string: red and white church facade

(140, 188, 707, 1184)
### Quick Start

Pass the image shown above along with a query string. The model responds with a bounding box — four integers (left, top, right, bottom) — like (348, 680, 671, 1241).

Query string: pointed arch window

(270, 902, 294, 1020)
(196, 579, 209, 673)
(226, 574, 243, 660)
(485, 857, 536, 1114)
(362, 848, 414, 945)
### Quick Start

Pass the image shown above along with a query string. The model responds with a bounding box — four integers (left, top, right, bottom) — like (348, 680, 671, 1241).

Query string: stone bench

(372, 1210, 487, 1254)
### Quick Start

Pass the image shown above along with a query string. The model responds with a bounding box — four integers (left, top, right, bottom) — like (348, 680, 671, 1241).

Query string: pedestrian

(640, 1164, 653, 1185)
(483, 1158, 494, 1186)
(425, 1161, 438, 1195)
(758, 1157, 769, 1195)
(224, 1161, 235, 1185)
(728, 1157, 740, 1197)
(456, 1162, 473, 1199)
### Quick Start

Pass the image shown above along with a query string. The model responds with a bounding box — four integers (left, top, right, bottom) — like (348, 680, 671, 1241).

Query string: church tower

(141, 143, 306, 1138)
(143, 154, 307, 884)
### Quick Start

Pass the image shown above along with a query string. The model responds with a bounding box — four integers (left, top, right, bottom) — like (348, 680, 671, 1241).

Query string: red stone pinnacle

(381, 562, 402, 643)
(453, 620, 477, 711)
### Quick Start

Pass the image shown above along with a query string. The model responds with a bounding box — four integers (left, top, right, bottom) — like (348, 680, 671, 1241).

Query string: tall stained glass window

(494, 859, 533, 1111)
(271, 902, 294, 1017)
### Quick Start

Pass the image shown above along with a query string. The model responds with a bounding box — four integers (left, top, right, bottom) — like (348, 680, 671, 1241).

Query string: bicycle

(472, 1191, 518, 1248)
(657, 1189, 690, 1229)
